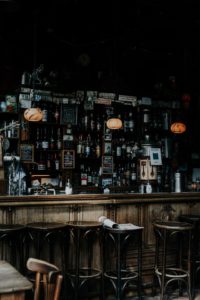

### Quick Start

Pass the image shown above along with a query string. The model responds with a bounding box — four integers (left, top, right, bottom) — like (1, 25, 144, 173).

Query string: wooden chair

(26, 257, 63, 300)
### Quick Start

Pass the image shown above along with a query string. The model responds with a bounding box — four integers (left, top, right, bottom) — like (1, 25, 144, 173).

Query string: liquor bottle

(65, 178, 73, 194)
(54, 105, 60, 123)
(85, 134, 91, 157)
(82, 111, 89, 131)
(56, 128, 62, 150)
(36, 127, 42, 149)
(77, 134, 83, 156)
(87, 166, 92, 186)
(90, 112, 95, 131)
(47, 153, 51, 170)
(95, 136, 101, 158)
(128, 112, 134, 132)
(41, 127, 49, 149)
(96, 115, 102, 132)
(130, 162, 137, 184)
(80, 164, 88, 186)
(116, 139, 122, 158)
(123, 112, 129, 132)
(49, 128, 55, 150)
(37, 152, 46, 171)
(54, 153, 60, 171)
(42, 102, 48, 122)
(21, 121, 29, 141)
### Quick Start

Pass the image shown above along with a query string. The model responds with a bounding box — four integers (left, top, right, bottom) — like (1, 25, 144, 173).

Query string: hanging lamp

(170, 122, 186, 134)
(23, 15, 43, 122)
(106, 117, 123, 130)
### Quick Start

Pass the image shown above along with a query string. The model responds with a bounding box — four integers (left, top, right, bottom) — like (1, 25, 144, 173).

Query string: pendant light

(23, 16, 43, 122)
(106, 117, 123, 130)
(170, 122, 186, 134)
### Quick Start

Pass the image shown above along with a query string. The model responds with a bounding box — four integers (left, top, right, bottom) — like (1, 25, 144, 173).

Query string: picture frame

(102, 156, 113, 174)
(62, 150, 75, 169)
(20, 144, 34, 163)
(150, 148, 162, 166)
(61, 104, 78, 125)
(103, 142, 112, 155)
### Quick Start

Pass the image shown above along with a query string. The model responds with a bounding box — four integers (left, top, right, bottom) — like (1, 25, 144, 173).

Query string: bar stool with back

(153, 220, 193, 300)
(65, 221, 102, 300)
(26, 257, 63, 300)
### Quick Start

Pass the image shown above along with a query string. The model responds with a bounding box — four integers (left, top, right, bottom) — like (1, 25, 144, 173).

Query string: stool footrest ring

(156, 267, 189, 278)
(67, 267, 101, 279)
(104, 269, 139, 281)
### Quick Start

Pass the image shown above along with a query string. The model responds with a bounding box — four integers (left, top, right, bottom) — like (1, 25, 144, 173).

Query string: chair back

(27, 257, 63, 300)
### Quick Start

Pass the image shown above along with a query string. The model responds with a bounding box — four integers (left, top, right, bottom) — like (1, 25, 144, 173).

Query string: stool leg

(160, 229, 167, 300)
(116, 233, 121, 300)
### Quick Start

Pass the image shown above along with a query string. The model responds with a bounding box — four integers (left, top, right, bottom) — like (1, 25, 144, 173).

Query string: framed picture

(103, 142, 112, 155)
(20, 144, 34, 163)
(102, 156, 113, 174)
(62, 150, 75, 169)
(61, 104, 78, 125)
(150, 148, 162, 165)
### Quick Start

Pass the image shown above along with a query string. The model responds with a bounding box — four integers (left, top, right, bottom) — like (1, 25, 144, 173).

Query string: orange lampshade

(106, 118, 123, 130)
(170, 122, 186, 134)
(24, 108, 43, 122)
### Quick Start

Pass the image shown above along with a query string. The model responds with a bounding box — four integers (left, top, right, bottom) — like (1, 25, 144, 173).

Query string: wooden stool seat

(153, 220, 193, 300)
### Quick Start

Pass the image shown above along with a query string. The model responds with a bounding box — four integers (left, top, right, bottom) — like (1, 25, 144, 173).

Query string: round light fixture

(170, 122, 186, 134)
(24, 108, 43, 122)
(106, 118, 123, 130)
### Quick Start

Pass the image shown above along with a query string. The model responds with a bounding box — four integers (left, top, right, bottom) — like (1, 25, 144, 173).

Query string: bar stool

(102, 226, 143, 300)
(25, 222, 68, 271)
(65, 221, 102, 300)
(179, 214, 200, 294)
(0, 224, 26, 272)
(153, 220, 193, 300)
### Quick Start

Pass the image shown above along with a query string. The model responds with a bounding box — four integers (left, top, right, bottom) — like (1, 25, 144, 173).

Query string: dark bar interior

(0, 1, 200, 300)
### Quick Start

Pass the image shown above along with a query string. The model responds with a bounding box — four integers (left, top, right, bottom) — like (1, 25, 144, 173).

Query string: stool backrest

(26, 257, 63, 300)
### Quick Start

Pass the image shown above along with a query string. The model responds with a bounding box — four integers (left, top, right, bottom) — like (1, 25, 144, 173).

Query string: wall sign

(20, 144, 34, 163)
(61, 104, 78, 125)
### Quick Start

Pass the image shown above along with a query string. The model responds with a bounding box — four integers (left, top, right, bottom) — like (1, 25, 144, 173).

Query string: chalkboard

(20, 144, 34, 162)
(61, 104, 78, 125)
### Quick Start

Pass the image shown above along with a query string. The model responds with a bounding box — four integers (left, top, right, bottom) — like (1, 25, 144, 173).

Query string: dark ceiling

(0, 0, 200, 95)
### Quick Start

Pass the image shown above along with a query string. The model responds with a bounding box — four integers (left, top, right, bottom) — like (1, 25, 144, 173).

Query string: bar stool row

(0, 217, 199, 300)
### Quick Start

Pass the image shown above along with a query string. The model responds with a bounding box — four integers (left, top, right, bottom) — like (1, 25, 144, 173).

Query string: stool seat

(66, 221, 102, 300)
(153, 220, 193, 230)
(153, 220, 193, 300)
(26, 222, 67, 230)
(103, 225, 143, 300)
(0, 224, 25, 231)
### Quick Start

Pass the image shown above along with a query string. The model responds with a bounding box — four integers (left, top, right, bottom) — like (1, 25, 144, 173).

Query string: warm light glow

(24, 108, 43, 122)
(170, 122, 186, 134)
(106, 118, 123, 130)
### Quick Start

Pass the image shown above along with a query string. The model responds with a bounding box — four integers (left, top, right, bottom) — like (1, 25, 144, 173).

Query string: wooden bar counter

(0, 192, 200, 288)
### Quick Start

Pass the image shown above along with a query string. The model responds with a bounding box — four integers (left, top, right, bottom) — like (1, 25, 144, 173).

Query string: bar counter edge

(0, 192, 200, 206)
